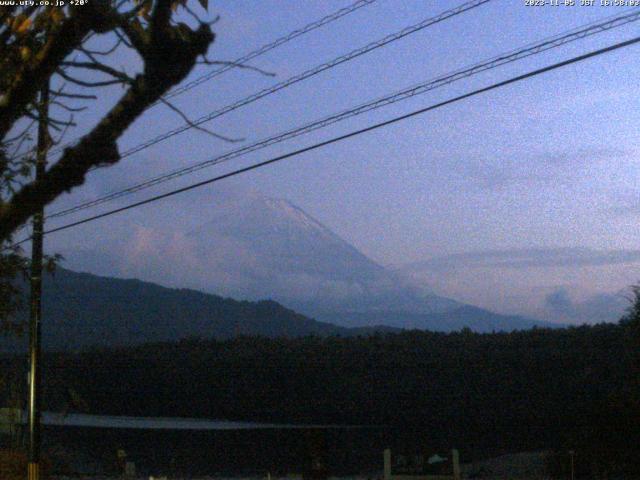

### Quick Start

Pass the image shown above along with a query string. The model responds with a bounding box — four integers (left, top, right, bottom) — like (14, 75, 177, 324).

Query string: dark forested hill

(2, 267, 349, 352)
(2, 267, 559, 352)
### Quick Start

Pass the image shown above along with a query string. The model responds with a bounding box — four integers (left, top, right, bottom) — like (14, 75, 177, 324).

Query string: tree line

(2, 316, 639, 476)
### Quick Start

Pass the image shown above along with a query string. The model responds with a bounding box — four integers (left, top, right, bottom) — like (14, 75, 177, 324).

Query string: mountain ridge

(2, 266, 560, 353)
(54, 195, 561, 337)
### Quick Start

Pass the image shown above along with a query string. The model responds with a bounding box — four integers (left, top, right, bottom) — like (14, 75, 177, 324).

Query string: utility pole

(569, 450, 575, 480)
(27, 83, 49, 480)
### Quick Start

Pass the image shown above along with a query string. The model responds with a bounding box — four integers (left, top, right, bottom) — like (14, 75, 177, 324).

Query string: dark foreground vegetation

(3, 316, 640, 477)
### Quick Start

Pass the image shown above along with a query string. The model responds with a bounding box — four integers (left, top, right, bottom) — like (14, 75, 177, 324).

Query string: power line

(5, 0, 492, 248)
(117, 0, 493, 159)
(31, 34, 640, 241)
(163, 0, 379, 101)
(13, 0, 380, 162)
(46, 8, 640, 220)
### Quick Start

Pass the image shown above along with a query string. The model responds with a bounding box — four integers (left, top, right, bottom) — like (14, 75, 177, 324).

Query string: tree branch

(1, 12, 85, 138)
(0, 18, 214, 240)
(159, 96, 243, 143)
(50, 90, 98, 100)
(50, 100, 88, 113)
(80, 37, 123, 56)
(59, 61, 134, 84)
(197, 58, 275, 77)
(57, 68, 126, 87)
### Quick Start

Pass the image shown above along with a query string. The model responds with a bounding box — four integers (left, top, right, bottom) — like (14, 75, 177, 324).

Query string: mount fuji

(62, 195, 558, 332)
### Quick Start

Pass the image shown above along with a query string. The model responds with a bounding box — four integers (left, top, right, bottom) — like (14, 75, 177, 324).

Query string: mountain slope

(2, 268, 349, 352)
(185, 196, 416, 306)
(2, 265, 560, 353)
(190, 197, 385, 283)
(58, 195, 556, 333)
(185, 196, 467, 315)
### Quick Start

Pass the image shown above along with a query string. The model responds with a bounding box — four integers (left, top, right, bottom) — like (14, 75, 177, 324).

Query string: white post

(451, 449, 460, 480)
(384, 449, 392, 480)
(569, 450, 575, 480)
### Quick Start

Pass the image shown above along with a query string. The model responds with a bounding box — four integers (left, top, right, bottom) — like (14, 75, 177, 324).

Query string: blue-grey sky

(30, 0, 640, 321)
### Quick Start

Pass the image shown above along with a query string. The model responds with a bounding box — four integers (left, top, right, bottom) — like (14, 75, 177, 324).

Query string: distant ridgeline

(1, 267, 349, 353)
(1, 267, 560, 353)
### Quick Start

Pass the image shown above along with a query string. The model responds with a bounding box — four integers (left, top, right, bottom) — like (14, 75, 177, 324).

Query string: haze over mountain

(397, 248, 634, 325)
(1, 265, 559, 353)
(60, 194, 558, 333)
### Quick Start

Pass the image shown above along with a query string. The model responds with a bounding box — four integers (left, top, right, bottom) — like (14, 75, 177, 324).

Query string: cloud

(409, 247, 640, 271)
(541, 287, 629, 324)
(453, 148, 630, 191)
(609, 192, 640, 217)
(544, 288, 574, 317)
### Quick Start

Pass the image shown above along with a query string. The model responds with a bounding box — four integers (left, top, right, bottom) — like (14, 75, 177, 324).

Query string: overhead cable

(31, 34, 640, 241)
(117, 0, 493, 158)
(47, 8, 640, 220)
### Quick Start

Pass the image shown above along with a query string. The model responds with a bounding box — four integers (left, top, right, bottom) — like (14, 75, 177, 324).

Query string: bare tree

(0, 0, 223, 329)
(0, 0, 217, 242)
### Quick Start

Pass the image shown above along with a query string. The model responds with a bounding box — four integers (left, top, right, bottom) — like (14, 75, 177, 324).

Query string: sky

(18, 0, 640, 321)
